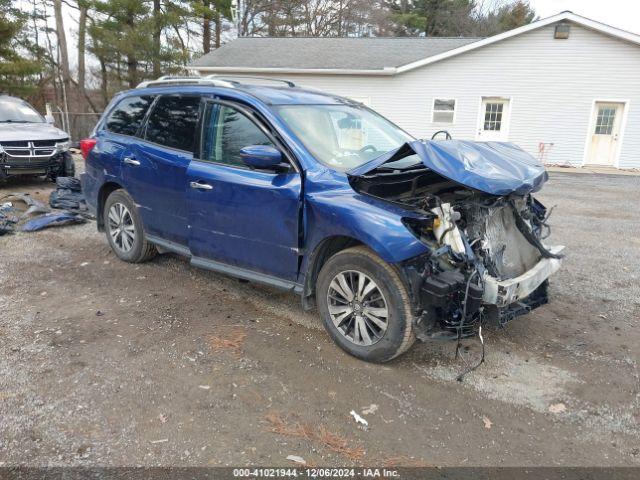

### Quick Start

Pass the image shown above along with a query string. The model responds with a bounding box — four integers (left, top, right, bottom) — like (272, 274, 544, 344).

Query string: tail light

(80, 138, 97, 160)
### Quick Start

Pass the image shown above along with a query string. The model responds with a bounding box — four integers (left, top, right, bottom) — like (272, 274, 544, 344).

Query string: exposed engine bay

(349, 159, 564, 344)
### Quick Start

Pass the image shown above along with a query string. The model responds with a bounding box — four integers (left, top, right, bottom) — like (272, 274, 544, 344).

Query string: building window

(595, 107, 616, 135)
(432, 99, 455, 124)
(483, 102, 504, 131)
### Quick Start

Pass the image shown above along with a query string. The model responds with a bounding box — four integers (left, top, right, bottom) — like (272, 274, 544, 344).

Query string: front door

(477, 97, 510, 141)
(585, 102, 624, 166)
(186, 100, 302, 281)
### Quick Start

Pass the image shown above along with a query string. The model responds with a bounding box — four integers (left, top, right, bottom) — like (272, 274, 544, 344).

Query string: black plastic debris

(0, 218, 18, 235)
(49, 176, 88, 213)
(55, 176, 81, 190)
(0, 202, 16, 235)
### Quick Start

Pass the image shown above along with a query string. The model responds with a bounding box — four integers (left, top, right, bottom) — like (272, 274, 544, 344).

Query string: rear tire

(316, 246, 415, 363)
(103, 189, 156, 263)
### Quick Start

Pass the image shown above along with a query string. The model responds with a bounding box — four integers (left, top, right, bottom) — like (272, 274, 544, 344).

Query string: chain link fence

(52, 112, 103, 144)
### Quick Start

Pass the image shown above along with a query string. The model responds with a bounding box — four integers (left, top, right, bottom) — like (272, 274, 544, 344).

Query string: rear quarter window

(104, 96, 154, 136)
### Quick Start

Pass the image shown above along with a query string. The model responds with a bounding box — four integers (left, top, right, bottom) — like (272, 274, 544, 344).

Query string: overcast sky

(529, 0, 640, 34)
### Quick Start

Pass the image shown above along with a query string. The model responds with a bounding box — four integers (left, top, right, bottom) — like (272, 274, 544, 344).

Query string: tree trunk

(214, 10, 221, 48)
(53, 0, 71, 91)
(121, 8, 138, 88)
(203, 0, 211, 53)
(152, 0, 161, 77)
(99, 56, 108, 107)
(77, 4, 87, 98)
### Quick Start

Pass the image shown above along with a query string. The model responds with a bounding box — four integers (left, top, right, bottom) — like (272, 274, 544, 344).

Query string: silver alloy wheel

(107, 202, 135, 253)
(327, 270, 389, 346)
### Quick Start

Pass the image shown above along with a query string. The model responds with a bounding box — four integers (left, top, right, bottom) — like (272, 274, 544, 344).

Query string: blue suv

(81, 76, 562, 362)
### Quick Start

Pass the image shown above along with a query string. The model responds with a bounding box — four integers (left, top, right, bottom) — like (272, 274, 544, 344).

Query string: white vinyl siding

(197, 22, 640, 169)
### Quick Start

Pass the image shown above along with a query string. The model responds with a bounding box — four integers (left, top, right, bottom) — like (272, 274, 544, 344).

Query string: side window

(104, 96, 154, 136)
(145, 95, 201, 151)
(203, 103, 274, 167)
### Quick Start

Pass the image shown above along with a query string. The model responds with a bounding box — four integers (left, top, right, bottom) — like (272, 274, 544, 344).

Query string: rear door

(100, 95, 155, 227)
(125, 94, 201, 245)
(186, 100, 302, 281)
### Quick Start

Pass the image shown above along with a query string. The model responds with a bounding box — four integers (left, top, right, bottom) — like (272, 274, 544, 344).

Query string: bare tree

(77, 1, 88, 98)
(53, 0, 71, 92)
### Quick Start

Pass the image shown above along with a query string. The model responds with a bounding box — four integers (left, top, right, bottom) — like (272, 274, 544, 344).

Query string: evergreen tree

(386, 0, 535, 37)
(0, 0, 41, 95)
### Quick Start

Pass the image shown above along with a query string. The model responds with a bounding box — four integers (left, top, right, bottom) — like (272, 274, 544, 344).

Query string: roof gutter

(186, 65, 399, 76)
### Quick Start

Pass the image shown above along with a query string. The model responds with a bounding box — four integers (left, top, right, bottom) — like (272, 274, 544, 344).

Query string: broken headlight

(55, 140, 70, 152)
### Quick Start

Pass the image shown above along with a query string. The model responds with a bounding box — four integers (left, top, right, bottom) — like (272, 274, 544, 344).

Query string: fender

(298, 169, 429, 288)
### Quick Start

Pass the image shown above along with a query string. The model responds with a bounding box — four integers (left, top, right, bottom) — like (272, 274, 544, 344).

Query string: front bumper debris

(482, 245, 564, 307)
(409, 244, 563, 342)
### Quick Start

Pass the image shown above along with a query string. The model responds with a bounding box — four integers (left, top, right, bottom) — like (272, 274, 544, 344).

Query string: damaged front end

(349, 140, 564, 341)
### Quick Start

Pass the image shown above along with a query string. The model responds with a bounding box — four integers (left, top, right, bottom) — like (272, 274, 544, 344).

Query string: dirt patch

(209, 327, 248, 357)
(1, 170, 639, 467)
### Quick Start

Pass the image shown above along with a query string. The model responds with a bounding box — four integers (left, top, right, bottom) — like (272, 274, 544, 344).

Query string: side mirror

(239, 145, 283, 170)
(45, 114, 55, 125)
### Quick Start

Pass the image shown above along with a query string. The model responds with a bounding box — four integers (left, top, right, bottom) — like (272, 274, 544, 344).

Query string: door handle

(123, 156, 140, 166)
(190, 181, 213, 190)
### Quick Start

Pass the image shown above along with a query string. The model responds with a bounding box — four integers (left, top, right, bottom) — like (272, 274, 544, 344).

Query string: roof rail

(136, 74, 296, 89)
(136, 75, 236, 89)
(204, 74, 296, 88)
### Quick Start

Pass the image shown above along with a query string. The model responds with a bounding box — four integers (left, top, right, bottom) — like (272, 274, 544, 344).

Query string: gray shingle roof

(189, 37, 482, 71)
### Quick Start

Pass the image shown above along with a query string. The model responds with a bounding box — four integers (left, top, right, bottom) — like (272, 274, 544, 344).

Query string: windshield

(0, 98, 44, 123)
(276, 104, 414, 171)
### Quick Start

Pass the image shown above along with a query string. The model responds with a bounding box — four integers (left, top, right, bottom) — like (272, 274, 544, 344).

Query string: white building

(188, 12, 640, 169)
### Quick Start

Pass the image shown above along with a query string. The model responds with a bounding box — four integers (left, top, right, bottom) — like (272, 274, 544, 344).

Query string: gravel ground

(0, 167, 639, 467)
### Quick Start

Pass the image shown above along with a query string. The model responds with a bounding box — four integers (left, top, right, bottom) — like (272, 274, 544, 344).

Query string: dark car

(80, 76, 563, 362)
(0, 95, 74, 180)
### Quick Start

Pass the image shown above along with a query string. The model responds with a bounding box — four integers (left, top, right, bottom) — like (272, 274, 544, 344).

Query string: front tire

(316, 246, 415, 362)
(103, 189, 156, 263)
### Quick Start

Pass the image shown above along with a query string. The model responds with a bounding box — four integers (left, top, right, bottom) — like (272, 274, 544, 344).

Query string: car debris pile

(0, 177, 89, 234)
(49, 176, 88, 212)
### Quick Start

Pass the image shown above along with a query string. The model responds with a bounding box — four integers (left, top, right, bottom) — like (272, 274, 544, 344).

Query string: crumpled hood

(0, 123, 68, 142)
(348, 140, 548, 196)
